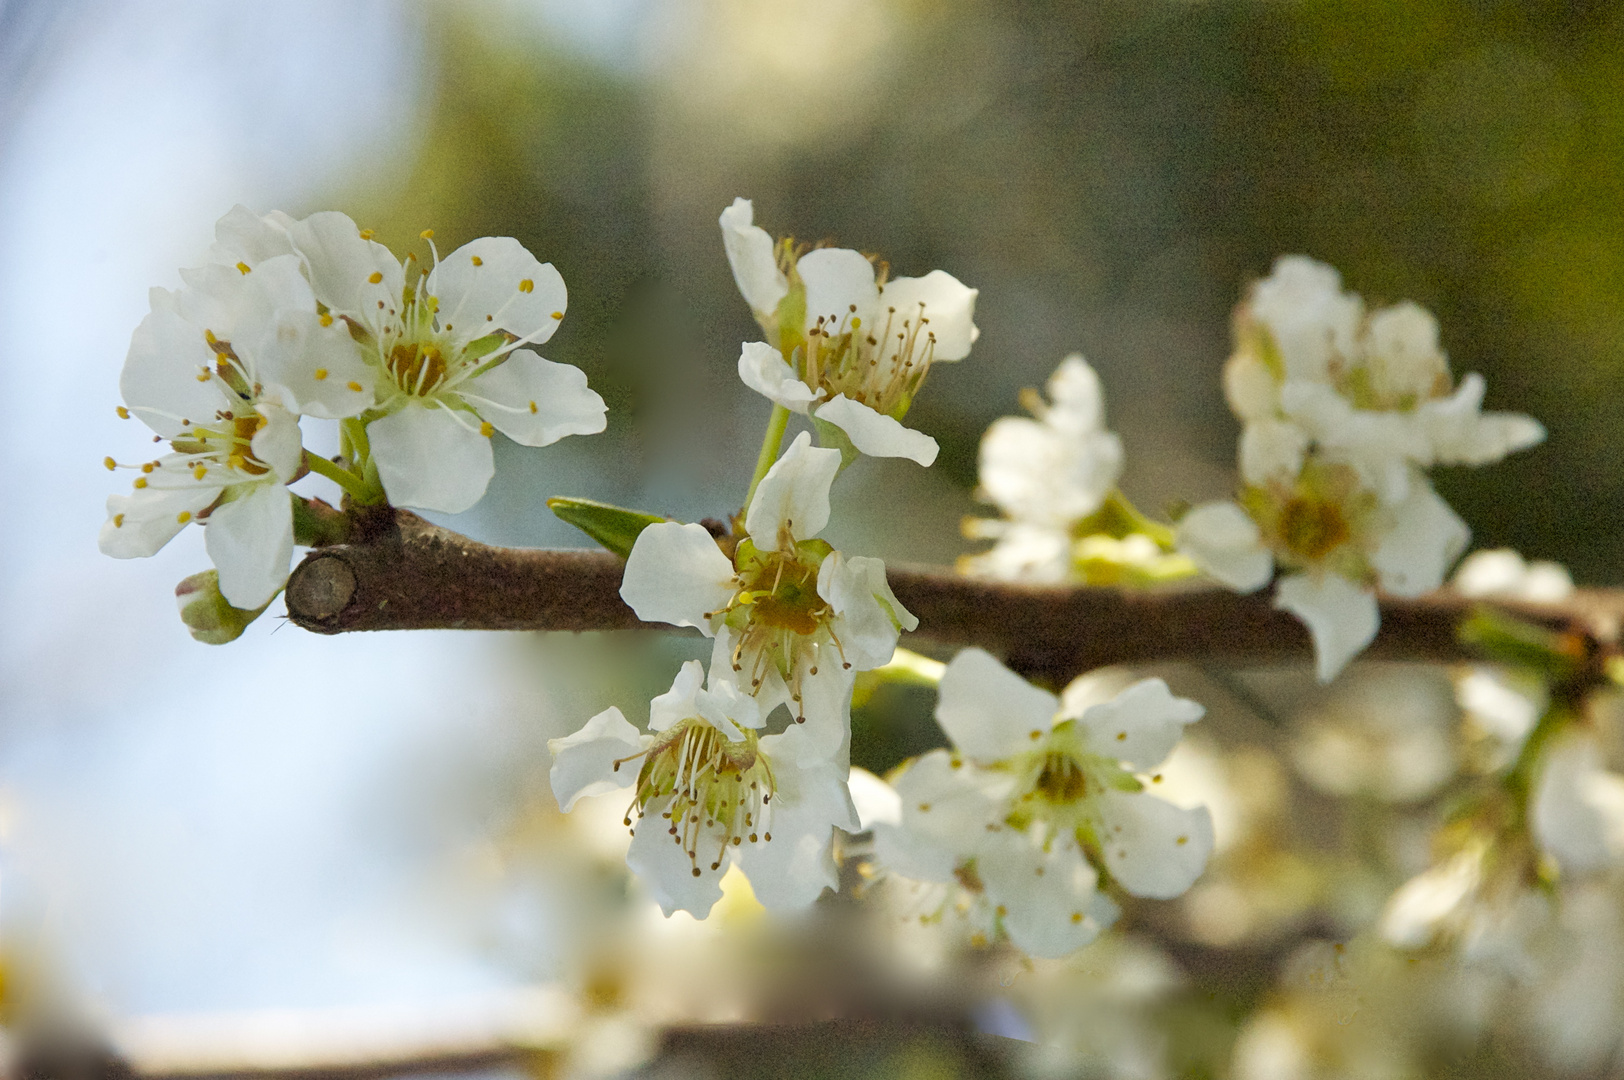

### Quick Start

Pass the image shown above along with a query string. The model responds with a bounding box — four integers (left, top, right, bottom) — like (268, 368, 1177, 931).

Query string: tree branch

(283, 510, 1624, 680)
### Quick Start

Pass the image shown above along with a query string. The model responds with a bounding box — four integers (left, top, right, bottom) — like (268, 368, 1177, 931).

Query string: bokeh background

(2, 0, 1622, 1076)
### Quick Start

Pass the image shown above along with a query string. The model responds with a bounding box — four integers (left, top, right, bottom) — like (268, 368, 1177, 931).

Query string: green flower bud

(175, 570, 271, 644)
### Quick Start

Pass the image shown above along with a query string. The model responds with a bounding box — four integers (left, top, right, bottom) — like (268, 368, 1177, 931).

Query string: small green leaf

(1457, 606, 1581, 680)
(290, 494, 352, 547)
(548, 497, 670, 558)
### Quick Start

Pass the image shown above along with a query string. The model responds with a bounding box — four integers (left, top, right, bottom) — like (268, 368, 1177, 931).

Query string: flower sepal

(174, 569, 272, 644)
(810, 415, 861, 470)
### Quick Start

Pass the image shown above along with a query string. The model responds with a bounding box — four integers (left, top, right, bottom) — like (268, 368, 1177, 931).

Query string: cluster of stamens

(709, 533, 851, 720)
(1242, 459, 1376, 578)
(614, 720, 776, 877)
(803, 301, 937, 418)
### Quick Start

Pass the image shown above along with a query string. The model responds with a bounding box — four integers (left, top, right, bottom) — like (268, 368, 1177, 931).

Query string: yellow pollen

(133, 477, 147, 489)
(1116, 732, 1127, 741)
(1071, 912, 1083, 924)
(235, 261, 251, 275)
(368, 271, 383, 284)
(113, 513, 125, 527)
(1029, 729, 1042, 741)
(255, 414, 268, 430)
(176, 511, 192, 524)
(141, 463, 155, 474)
(314, 368, 329, 381)
(116, 406, 130, 419)
(1153, 773, 1163, 783)
(195, 370, 211, 382)
(471, 255, 483, 266)
(528, 401, 537, 414)
(518, 279, 534, 293)
(359, 228, 375, 239)
(228, 454, 246, 470)
(319, 313, 334, 327)
(419, 228, 434, 240)
(918, 803, 931, 812)
(192, 464, 206, 480)
(850, 316, 861, 329)
(995, 904, 1007, 917)
(1177, 835, 1188, 845)
(480, 421, 494, 437)
(103, 456, 116, 471)
(347, 381, 363, 392)
(551, 310, 564, 319)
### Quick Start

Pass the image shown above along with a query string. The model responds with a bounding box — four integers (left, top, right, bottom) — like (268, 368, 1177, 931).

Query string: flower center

(1033, 750, 1089, 804)
(715, 539, 846, 717)
(802, 301, 937, 419)
(619, 719, 776, 876)
(1277, 493, 1350, 563)
(386, 339, 449, 396)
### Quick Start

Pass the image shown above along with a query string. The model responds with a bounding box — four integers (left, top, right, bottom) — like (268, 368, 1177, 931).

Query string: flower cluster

(1177, 256, 1544, 681)
(100, 207, 606, 619)
(868, 649, 1214, 957)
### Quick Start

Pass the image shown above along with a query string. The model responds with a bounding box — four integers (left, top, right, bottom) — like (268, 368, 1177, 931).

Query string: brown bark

(283, 510, 1624, 680)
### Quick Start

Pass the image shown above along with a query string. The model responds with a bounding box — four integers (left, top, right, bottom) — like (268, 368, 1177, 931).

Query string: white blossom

(620, 432, 917, 738)
(100, 255, 368, 608)
(1532, 731, 1624, 878)
(871, 648, 1213, 957)
(724, 198, 978, 466)
(548, 660, 857, 918)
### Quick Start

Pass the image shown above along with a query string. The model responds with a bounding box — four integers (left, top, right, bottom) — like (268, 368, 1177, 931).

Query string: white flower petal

(978, 415, 1121, 526)
(284, 211, 404, 331)
(256, 310, 376, 420)
(461, 349, 606, 446)
(122, 287, 230, 439)
(776, 663, 854, 760)
(1532, 732, 1624, 876)
(813, 395, 939, 466)
(1175, 502, 1274, 592)
(744, 431, 840, 542)
(1366, 301, 1449, 404)
(719, 198, 789, 316)
(737, 341, 819, 412)
(99, 484, 221, 559)
(871, 821, 957, 883)
(209, 205, 296, 266)
(1379, 848, 1482, 948)
(1421, 373, 1546, 466)
(877, 270, 979, 361)
(709, 627, 793, 721)
(1223, 353, 1280, 423)
(626, 811, 725, 918)
(367, 404, 495, 514)
(822, 553, 917, 670)
(980, 834, 1106, 958)
(1078, 678, 1205, 772)
(697, 673, 763, 735)
(1248, 255, 1362, 383)
(936, 648, 1060, 763)
(1370, 477, 1469, 598)
(429, 237, 567, 348)
(847, 767, 902, 829)
(1096, 791, 1214, 899)
(891, 748, 1008, 848)
(648, 659, 708, 732)
(621, 522, 735, 633)
(1273, 572, 1379, 683)
(740, 756, 852, 908)
(548, 706, 646, 811)
(1239, 419, 1308, 486)
(797, 247, 878, 337)
(204, 480, 294, 609)
(1043, 355, 1106, 432)
(251, 403, 304, 484)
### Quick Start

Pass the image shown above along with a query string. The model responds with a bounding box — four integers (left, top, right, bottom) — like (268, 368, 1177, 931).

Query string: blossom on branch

(723, 197, 978, 466)
(871, 648, 1214, 958)
(100, 254, 368, 608)
(548, 659, 857, 918)
(620, 433, 917, 739)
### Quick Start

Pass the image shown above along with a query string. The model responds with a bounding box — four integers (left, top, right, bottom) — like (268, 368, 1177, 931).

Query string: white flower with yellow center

(871, 648, 1213, 958)
(549, 660, 858, 918)
(99, 254, 372, 608)
(620, 432, 917, 740)
(1177, 456, 1469, 683)
(258, 209, 606, 513)
(722, 197, 978, 467)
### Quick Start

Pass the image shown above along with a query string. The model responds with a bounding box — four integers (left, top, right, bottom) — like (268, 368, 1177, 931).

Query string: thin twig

(282, 510, 1624, 682)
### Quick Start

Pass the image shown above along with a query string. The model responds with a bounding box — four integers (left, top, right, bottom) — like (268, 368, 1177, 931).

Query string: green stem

(743, 403, 791, 510)
(1503, 701, 1573, 823)
(304, 451, 374, 503)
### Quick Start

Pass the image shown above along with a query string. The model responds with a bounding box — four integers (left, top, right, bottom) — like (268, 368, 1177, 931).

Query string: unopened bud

(175, 570, 269, 644)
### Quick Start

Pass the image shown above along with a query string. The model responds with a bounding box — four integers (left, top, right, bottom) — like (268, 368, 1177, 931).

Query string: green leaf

(548, 497, 670, 558)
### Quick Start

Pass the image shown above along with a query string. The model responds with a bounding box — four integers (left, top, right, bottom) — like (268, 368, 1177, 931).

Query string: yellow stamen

(528, 401, 537, 414)
(134, 477, 148, 489)
(471, 255, 483, 266)
(359, 228, 375, 240)
(319, 313, 334, 327)
(116, 406, 130, 419)
(192, 464, 207, 480)
(314, 368, 328, 381)
(551, 311, 563, 320)
(518, 279, 534, 293)
(176, 511, 192, 524)
(419, 228, 434, 240)
(195, 370, 211, 382)
(480, 421, 494, 437)
(141, 463, 155, 474)
(368, 271, 382, 284)
(347, 381, 363, 392)
(103, 456, 116, 471)
(113, 513, 125, 527)
(236, 261, 251, 275)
